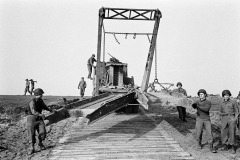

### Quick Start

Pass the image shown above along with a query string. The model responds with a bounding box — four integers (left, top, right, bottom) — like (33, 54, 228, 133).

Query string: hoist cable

(103, 25, 105, 62)
(113, 33, 120, 44)
(155, 38, 157, 80)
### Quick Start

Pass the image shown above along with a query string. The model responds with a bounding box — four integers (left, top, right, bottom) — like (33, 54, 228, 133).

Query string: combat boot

(209, 143, 217, 153)
(38, 141, 46, 150)
(228, 145, 235, 154)
(28, 144, 35, 155)
(197, 141, 202, 149)
(219, 144, 228, 151)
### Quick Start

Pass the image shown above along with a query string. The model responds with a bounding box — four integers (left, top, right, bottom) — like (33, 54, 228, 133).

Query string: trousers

(177, 106, 186, 119)
(221, 115, 236, 145)
(27, 115, 46, 144)
(195, 117, 213, 143)
(24, 86, 31, 95)
(30, 87, 34, 95)
(80, 87, 85, 97)
(87, 64, 92, 78)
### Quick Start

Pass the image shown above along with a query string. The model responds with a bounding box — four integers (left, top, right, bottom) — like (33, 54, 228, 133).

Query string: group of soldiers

(173, 82, 240, 154)
(23, 79, 37, 95)
(24, 53, 240, 155)
(77, 54, 97, 98)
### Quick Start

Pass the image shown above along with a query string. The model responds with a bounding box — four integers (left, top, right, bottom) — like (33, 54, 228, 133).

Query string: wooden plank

(49, 112, 193, 160)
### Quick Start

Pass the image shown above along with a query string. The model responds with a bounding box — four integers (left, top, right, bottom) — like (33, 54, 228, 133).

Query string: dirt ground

(146, 103, 240, 160)
(0, 95, 80, 160)
(1, 95, 240, 160)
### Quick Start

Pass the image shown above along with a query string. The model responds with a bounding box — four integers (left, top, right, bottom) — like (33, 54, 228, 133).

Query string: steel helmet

(176, 82, 182, 87)
(26, 79, 28, 81)
(222, 90, 231, 97)
(34, 88, 44, 96)
(197, 89, 207, 96)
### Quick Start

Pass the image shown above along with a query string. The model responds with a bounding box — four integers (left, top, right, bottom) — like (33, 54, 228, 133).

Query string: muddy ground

(0, 95, 80, 160)
(1, 95, 240, 160)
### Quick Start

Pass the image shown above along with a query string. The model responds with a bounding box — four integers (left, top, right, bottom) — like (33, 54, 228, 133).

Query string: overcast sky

(0, 0, 239, 97)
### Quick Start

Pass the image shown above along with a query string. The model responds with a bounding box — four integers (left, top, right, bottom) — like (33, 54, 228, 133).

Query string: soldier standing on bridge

(192, 89, 217, 153)
(87, 54, 96, 80)
(174, 82, 188, 122)
(26, 88, 56, 154)
(78, 77, 87, 98)
(29, 79, 37, 95)
(23, 79, 31, 95)
(219, 90, 238, 154)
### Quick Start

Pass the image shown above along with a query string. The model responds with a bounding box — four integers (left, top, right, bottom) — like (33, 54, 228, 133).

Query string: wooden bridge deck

(48, 111, 194, 160)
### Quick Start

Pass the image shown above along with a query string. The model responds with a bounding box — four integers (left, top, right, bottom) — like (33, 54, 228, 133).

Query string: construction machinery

(47, 7, 194, 125)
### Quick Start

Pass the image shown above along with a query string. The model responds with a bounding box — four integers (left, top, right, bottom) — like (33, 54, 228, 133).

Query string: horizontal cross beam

(103, 7, 162, 20)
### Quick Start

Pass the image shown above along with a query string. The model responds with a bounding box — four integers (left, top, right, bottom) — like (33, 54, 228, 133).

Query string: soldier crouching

(192, 89, 217, 153)
(26, 88, 55, 155)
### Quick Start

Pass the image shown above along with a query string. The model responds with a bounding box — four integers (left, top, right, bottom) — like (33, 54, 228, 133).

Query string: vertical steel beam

(140, 9, 162, 92)
(95, 7, 105, 96)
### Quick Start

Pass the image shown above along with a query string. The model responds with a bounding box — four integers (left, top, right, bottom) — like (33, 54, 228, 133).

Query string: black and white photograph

(0, 0, 240, 159)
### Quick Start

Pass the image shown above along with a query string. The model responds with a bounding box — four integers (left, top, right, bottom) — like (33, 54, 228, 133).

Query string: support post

(140, 9, 162, 92)
(95, 7, 105, 96)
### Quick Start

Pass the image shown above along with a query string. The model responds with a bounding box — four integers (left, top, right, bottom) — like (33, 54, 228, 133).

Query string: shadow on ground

(64, 113, 164, 144)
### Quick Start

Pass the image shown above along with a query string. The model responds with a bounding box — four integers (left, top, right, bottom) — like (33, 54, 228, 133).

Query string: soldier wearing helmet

(23, 79, 31, 95)
(219, 90, 238, 154)
(192, 89, 217, 153)
(172, 82, 188, 122)
(87, 54, 96, 80)
(26, 88, 56, 154)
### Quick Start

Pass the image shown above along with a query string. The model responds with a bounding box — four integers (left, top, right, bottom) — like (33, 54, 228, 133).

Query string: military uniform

(78, 79, 87, 97)
(87, 55, 96, 79)
(24, 80, 31, 95)
(173, 87, 187, 121)
(27, 98, 52, 145)
(220, 99, 238, 146)
(29, 80, 37, 95)
(192, 89, 216, 152)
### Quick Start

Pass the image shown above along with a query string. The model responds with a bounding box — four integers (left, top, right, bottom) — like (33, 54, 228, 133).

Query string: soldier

(87, 54, 96, 80)
(192, 89, 217, 153)
(26, 88, 56, 154)
(174, 82, 188, 122)
(23, 79, 31, 95)
(236, 91, 240, 104)
(29, 79, 37, 95)
(78, 77, 87, 98)
(219, 90, 238, 154)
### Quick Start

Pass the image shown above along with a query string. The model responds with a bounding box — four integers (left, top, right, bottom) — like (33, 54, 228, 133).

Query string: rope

(147, 34, 158, 80)
(103, 24, 106, 62)
(155, 38, 157, 80)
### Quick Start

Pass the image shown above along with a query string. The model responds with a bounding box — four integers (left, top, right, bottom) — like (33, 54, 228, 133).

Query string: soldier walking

(78, 77, 87, 98)
(219, 90, 238, 154)
(29, 79, 37, 95)
(26, 88, 56, 154)
(87, 54, 96, 80)
(192, 89, 217, 153)
(23, 79, 31, 95)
